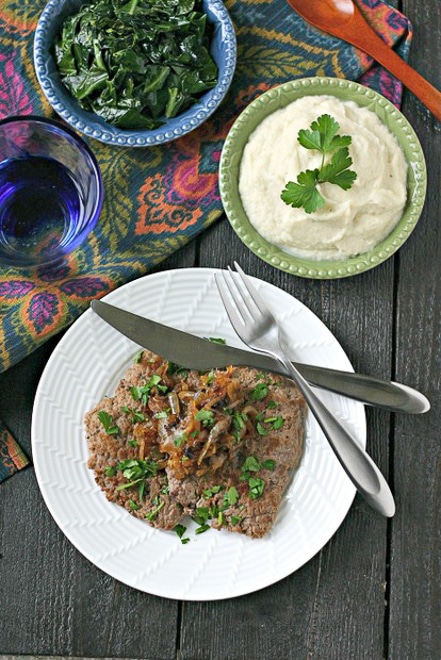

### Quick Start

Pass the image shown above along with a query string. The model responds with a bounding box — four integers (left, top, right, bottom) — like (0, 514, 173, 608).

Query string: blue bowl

(34, 0, 237, 147)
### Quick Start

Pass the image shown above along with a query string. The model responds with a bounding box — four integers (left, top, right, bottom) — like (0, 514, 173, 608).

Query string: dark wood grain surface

(1, 0, 440, 658)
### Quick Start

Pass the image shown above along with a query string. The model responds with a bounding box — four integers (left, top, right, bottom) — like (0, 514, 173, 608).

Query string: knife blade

(90, 300, 430, 415)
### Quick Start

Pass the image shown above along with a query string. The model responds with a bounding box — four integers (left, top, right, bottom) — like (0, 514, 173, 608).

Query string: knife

(90, 300, 430, 414)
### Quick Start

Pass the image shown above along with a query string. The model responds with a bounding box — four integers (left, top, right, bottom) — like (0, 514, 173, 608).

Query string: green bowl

(219, 77, 427, 279)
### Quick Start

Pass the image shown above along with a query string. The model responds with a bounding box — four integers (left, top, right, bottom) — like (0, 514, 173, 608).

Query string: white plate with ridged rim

(32, 268, 366, 600)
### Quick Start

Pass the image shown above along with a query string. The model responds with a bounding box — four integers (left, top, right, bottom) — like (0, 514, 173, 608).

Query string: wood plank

(389, 0, 441, 657)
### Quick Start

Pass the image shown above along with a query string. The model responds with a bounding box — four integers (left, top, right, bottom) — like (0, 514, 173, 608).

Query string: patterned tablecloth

(0, 0, 412, 479)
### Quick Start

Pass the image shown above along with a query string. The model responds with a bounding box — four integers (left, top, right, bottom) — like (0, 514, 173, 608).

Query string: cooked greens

(54, 0, 219, 129)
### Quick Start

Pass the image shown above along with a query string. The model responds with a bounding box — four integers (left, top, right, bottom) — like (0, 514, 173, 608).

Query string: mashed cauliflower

(238, 95, 408, 260)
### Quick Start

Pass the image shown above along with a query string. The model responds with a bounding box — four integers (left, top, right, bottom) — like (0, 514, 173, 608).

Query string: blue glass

(0, 116, 103, 268)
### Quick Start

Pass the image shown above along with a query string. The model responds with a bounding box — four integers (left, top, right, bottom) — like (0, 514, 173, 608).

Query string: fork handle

(278, 354, 395, 517)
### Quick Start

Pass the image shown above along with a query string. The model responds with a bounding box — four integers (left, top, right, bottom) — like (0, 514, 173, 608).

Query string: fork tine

(217, 269, 253, 324)
(233, 261, 272, 318)
(214, 272, 247, 337)
(226, 266, 259, 323)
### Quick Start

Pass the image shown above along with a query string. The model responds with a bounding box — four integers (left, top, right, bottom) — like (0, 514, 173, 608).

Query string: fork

(214, 262, 395, 517)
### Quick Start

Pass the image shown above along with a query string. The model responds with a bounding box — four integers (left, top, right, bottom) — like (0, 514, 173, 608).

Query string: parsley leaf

(282, 170, 325, 214)
(298, 114, 352, 153)
(224, 486, 239, 507)
(194, 409, 215, 428)
(248, 477, 265, 500)
(115, 458, 158, 498)
(146, 499, 165, 521)
(320, 146, 357, 190)
(97, 410, 119, 435)
(281, 114, 357, 214)
(250, 381, 269, 401)
(174, 524, 190, 544)
(207, 337, 227, 344)
(131, 373, 167, 405)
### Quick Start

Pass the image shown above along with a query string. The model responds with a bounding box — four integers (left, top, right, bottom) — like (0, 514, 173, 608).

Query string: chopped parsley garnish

(174, 524, 190, 545)
(250, 382, 269, 401)
(98, 410, 119, 435)
(116, 458, 158, 480)
(202, 485, 224, 498)
(241, 456, 261, 474)
(154, 410, 169, 420)
(281, 114, 357, 213)
(262, 459, 276, 471)
(131, 374, 168, 405)
(134, 351, 144, 364)
(255, 410, 285, 435)
(231, 410, 248, 441)
(121, 406, 146, 423)
(174, 433, 188, 448)
(192, 507, 210, 526)
(224, 486, 239, 507)
(115, 458, 158, 500)
(192, 507, 212, 534)
(264, 415, 285, 430)
(207, 337, 227, 344)
(146, 499, 165, 521)
(256, 421, 268, 437)
(248, 477, 265, 500)
(240, 456, 276, 500)
(194, 409, 215, 428)
(205, 369, 215, 385)
(167, 362, 188, 377)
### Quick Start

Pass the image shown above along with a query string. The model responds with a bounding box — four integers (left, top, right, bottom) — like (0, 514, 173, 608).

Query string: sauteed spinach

(54, 0, 219, 129)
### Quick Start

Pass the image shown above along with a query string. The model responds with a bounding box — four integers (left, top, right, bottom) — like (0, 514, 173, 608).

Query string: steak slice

(85, 349, 306, 539)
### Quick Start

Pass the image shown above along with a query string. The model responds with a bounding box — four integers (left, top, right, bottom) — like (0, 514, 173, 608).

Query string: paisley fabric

(0, 420, 30, 482)
(0, 0, 412, 478)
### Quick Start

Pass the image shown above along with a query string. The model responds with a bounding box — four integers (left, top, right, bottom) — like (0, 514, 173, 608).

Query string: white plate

(32, 268, 366, 600)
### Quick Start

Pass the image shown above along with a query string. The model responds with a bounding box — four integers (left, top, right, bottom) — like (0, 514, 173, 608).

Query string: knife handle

(295, 362, 430, 415)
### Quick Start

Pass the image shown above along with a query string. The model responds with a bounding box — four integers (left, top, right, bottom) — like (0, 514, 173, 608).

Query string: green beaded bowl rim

(219, 77, 427, 279)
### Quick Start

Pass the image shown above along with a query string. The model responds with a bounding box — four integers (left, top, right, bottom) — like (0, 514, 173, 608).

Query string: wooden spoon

(286, 0, 441, 121)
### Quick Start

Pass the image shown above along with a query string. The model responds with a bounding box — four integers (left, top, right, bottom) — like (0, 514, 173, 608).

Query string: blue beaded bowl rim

(33, 0, 237, 147)
(219, 77, 427, 280)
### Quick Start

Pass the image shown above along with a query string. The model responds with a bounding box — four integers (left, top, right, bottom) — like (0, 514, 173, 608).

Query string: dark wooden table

(1, 1, 440, 658)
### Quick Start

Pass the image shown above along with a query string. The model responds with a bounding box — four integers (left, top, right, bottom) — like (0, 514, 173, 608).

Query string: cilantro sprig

(281, 114, 357, 214)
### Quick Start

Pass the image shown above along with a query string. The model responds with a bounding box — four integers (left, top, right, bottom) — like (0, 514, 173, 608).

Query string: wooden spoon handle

(348, 9, 441, 121)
